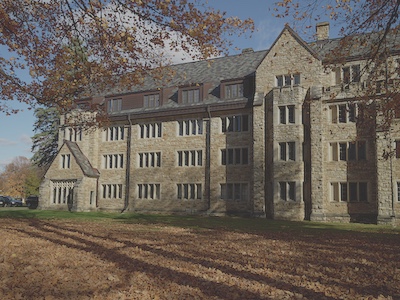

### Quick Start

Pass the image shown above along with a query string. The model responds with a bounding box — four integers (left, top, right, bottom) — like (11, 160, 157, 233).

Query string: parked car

(0, 196, 23, 207)
(9, 197, 23, 207)
(26, 195, 39, 209)
(0, 196, 5, 207)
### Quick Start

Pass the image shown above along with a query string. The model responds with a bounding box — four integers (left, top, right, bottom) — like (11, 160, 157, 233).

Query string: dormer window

(108, 98, 122, 113)
(144, 93, 160, 108)
(225, 83, 244, 99)
(182, 89, 200, 104)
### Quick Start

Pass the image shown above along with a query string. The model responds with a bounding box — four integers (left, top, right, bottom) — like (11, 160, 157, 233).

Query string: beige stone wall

(40, 144, 98, 211)
(126, 110, 254, 214)
(95, 125, 128, 211)
(129, 116, 208, 213)
(255, 28, 330, 221)
(209, 110, 253, 214)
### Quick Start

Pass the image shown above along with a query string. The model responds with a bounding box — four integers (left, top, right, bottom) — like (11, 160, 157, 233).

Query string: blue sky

(0, 0, 337, 170)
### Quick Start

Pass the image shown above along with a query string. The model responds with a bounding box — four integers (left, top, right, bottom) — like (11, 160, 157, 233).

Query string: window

(65, 127, 82, 142)
(61, 154, 71, 169)
(394, 107, 400, 119)
(177, 183, 202, 200)
(52, 180, 75, 204)
(108, 98, 122, 113)
(221, 148, 248, 165)
(276, 74, 301, 87)
(397, 182, 400, 201)
(225, 83, 244, 99)
(144, 93, 160, 108)
(137, 184, 160, 200)
(220, 183, 248, 201)
(221, 115, 249, 132)
(177, 150, 202, 167)
(103, 154, 124, 169)
(330, 141, 367, 161)
(279, 182, 296, 201)
(331, 182, 367, 202)
(182, 89, 200, 104)
(330, 104, 357, 123)
(140, 123, 162, 138)
(396, 140, 400, 158)
(102, 184, 123, 199)
(396, 59, 400, 77)
(279, 142, 295, 161)
(178, 119, 203, 136)
(351, 65, 361, 83)
(341, 64, 360, 84)
(278, 105, 295, 124)
(138, 152, 161, 168)
(105, 126, 125, 141)
(343, 67, 350, 84)
(376, 80, 385, 95)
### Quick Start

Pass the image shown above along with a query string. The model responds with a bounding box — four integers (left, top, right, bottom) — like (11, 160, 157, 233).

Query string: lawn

(0, 209, 399, 299)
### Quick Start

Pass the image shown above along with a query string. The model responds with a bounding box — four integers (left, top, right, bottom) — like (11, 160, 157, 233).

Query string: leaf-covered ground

(0, 218, 399, 299)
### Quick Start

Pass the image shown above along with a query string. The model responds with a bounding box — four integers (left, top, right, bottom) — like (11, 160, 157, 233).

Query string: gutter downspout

(121, 114, 132, 213)
(206, 105, 212, 211)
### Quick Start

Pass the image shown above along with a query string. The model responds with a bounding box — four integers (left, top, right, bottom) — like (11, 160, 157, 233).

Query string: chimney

(316, 22, 330, 41)
(242, 48, 254, 54)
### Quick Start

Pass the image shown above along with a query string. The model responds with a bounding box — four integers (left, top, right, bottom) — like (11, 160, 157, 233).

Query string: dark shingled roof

(104, 49, 268, 115)
(309, 30, 400, 62)
(107, 49, 268, 96)
(65, 140, 100, 178)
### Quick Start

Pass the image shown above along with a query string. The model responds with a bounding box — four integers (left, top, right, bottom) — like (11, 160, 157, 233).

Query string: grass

(0, 207, 399, 236)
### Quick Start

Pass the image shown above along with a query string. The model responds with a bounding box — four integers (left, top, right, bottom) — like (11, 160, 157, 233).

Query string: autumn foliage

(0, 217, 399, 299)
(0, 0, 253, 114)
(0, 156, 42, 198)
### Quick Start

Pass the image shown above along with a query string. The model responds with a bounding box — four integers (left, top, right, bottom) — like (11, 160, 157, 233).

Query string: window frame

(330, 141, 367, 161)
(221, 147, 249, 165)
(143, 93, 160, 108)
(276, 73, 301, 87)
(61, 154, 71, 169)
(220, 182, 249, 201)
(107, 98, 122, 113)
(181, 88, 201, 104)
(224, 83, 244, 99)
(137, 183, 161, 200)
(139, 123, 162, 139)
(221, 115, 249, 133)
(178, 119, 203, 136)
(279, 181, 296, 201)
(330, 182, 368, 202)
(279, 142, 296, 161)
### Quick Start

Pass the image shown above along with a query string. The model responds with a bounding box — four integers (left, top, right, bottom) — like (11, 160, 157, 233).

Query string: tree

(0, 156, 41, 198)
(0, 0, 253, 115)
(275, 0, 400, 131)
(31, 106, 60, 167)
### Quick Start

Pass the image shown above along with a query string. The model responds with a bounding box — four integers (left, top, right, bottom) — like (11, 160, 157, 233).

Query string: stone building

(39, 23, 400, 224)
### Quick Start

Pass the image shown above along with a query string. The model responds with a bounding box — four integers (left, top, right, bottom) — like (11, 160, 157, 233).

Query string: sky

(0, 0, 339, 171)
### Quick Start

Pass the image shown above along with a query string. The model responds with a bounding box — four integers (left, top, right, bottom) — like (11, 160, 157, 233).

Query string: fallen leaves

(0, 218, 398, 299)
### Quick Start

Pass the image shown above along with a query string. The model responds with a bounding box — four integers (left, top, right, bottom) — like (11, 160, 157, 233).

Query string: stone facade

(39, 24, 400, 224)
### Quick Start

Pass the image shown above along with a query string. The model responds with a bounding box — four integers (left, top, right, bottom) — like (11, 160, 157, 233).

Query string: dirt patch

(0, 218, 399, 299)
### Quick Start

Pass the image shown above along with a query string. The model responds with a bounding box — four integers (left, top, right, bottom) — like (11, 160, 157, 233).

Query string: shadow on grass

(0, 208, 399, 237)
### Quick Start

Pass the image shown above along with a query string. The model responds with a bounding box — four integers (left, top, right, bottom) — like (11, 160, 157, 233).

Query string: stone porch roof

(64, 140, 100, 178)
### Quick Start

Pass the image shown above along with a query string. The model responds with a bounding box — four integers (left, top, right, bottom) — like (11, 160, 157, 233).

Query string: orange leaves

(0, 0, 253, 115)
(0, 218, 399, 299)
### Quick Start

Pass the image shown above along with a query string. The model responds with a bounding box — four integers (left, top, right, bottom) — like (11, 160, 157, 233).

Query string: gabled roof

(267, 24, 321, 61)
(64, 140, 100, 178)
